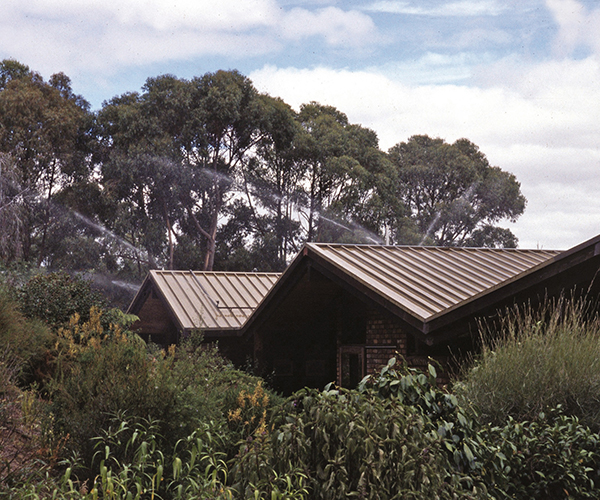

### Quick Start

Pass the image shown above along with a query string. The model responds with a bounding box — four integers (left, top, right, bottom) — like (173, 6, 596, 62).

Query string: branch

(187, 207, 213, 242)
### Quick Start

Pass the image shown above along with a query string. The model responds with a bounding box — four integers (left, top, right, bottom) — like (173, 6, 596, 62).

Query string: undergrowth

(456, 294, 600, 429)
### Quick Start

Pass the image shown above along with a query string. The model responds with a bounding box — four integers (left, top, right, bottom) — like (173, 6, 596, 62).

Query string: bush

(478, 409, 600, 499)
(7, 356, 600, 499)
(0, 291, 53, 386)
(49, 314, 177, 477)
(265, 387, 471, 499)
(48, 322, 280, 483)
(230, 358, 488, 500)
(166, 334, 281, 448)
(16, 272, 107, 331)
(359, 358, 484, 476)
(455, 295, 600, 429)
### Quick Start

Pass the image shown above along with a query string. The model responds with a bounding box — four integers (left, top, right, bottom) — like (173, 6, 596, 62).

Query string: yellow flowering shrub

(227, 380, 269, 439)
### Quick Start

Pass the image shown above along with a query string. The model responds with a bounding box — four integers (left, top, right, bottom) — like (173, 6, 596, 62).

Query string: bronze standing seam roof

(148, 270, 280, 331)
(305, 244, 561, 322)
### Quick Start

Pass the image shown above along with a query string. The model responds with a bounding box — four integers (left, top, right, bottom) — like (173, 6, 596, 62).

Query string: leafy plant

(267, 382, 482, 499)
(478, 408, 600, 499)
(0, 290, 53, 386)
(48, 318, 177, 477)
(358, 357, 485, 477)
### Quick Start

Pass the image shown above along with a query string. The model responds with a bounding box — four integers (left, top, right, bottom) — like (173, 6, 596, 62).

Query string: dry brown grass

(0, 359, 46, 487)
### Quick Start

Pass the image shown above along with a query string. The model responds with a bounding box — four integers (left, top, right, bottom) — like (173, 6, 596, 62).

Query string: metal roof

(148, 271, 280, 331)
(305, 244, 561, 322)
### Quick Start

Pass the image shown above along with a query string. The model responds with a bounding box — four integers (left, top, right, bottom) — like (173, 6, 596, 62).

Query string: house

(240, 235, 600, 393)
(127, 270, 280, 364)
(128, 234, 600, 394)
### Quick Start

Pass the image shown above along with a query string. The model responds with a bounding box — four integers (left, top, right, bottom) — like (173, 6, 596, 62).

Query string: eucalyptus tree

(294, 102, 392, 244)
(0, 153, 26, 262)
(97, 70, 270, 272)
(236, 95, 305, 269)
(0, 60, 93, 265)
(94, 77, 182, 273)
(388, 135, 526, 247)
(176, 70, 268, 271)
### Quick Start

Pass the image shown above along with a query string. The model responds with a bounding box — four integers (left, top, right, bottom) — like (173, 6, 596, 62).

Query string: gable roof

(128, 271, 280, 333)
(305, 244, 561, 322)
(241, 242, 573, 340)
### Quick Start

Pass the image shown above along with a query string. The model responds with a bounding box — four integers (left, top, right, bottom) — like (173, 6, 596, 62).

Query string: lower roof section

(129, 271, 280, 332)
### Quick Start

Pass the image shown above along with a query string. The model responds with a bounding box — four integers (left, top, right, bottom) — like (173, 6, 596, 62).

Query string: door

(338, 345, 365, 388)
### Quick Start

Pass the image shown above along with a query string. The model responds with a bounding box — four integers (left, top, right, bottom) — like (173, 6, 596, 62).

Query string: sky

(2, 0, 600, 251)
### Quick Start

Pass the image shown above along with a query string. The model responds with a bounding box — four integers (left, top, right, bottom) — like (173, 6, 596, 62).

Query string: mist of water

(70, 210, 148, 261)
(318, 214, 385, 245)
(110, 280, 141, 292)
(418, 183, 478, 246)
(419, 212, 441, 246)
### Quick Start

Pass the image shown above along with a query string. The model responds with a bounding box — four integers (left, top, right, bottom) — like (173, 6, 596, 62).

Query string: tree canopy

(388, 135, 526, 247)
(0, 59, 528, 294)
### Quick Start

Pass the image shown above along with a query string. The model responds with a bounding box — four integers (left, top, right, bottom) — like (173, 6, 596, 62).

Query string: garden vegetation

(2, 274, 600, 499)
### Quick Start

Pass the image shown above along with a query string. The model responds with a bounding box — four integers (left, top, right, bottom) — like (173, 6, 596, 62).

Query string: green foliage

(356, 357, 600, 499)
(49, 317, 175, 475)
(478, 409, 600, 499)
(269, 389, 451, 498)
(0, 61, 92, 267)
(2, 58, 527, 274)
(2, 411, 308, 500)
(455, 295, 600, 429)
(387, 135, 526, 247)
(359, 358, 484, 476)
(7, 351, 600, 499)
(0, 290, 53, 385)
(16, 272, 107, 331)
(260, 361, 486, 499)
(47, 322, 279, 485)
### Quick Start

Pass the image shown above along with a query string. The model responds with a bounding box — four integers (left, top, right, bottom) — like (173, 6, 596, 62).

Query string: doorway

(338, 345, 365, 388)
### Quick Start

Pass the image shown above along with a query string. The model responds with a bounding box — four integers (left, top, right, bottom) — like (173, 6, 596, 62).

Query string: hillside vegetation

(2, 275, 600, 499)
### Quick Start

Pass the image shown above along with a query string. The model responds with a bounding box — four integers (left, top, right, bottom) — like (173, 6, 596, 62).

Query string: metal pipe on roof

(189, 270, 221, 310)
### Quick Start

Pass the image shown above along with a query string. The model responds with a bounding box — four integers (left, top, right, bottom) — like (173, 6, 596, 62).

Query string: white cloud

(5, 0, 279, 31)
(279, 7, 376, 46)
(374, 52, 484, 84)
(448, 28, 512, 49)
(364, 0, 505, 16)
(546, 0, 600, 56)
(0, 0, 377, 76)
(250, 58, 600, 250)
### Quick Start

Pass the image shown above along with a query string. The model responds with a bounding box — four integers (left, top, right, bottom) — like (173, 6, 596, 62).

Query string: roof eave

(424, 236, 600, 337)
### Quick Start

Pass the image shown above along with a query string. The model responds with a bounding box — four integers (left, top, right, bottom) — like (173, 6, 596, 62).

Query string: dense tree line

(0, 59, 526, 280)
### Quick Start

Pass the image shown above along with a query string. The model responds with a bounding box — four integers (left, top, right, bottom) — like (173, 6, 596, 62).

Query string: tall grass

(456, 294, 600, 428)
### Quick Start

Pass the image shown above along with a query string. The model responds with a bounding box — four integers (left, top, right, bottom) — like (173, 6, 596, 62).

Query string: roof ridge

(151, 270, 281, 275)
(306, 242, 562, 253)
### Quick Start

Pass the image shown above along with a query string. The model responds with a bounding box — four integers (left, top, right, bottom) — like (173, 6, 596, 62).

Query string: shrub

(0, 291, 53, 386)
(0, 347, 53, 491)
(456, 295, 600, 429)
(241, 359, 489, 500)
(162, 334, 283, 456)
(478, 408, 600, 499)
(3, 412, 306, 500)
(359, 358, 484, 476)
(267, 387, 459, 499)
(16, 272, 106, 331)
(48, 321, 281, 483)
